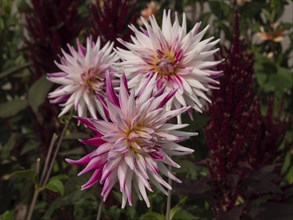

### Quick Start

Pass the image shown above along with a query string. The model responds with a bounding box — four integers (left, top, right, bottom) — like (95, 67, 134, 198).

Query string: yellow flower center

(124, 124, 156, 154)
(81, 68, 102, 94)
(153, 50, 178, 77)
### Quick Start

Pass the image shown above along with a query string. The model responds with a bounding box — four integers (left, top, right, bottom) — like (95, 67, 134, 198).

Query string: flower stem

(26, 116, 71, 220)
(166, 117, 181, 220)
(40, 134, 58, 185)
(165, 164, 172, 220)
(26, 188, 40, 220)
(43, 116, 71, 184)
(26, 133, 58, 220)
(96, 199, 104, 220)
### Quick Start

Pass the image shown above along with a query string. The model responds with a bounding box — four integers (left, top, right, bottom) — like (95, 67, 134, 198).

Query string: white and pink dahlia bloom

(66, 73, 196, 208)
(47, 37, 118, 119)
(116, 10, 222, 119)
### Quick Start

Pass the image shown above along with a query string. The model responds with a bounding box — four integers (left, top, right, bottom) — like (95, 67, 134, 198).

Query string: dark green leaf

(173, 208, 199, 220)
(209, 1, 230, 18)
(44, 178, 64, 196)
(0, 100, 28, 118)
(0, 210, 15, 220)
(170, 206, 181, 220)
(255, 73, 267, 87)
(59, 148, 84, 156)
(10, 169, 37, 184)
(0, 62, 31, 79)
(43, 190, 84, 219)
(139, 212, 164, 220)
(28, 75, 53, 114)
(20, 141, 39, 156)
(63, 132, 89, 140)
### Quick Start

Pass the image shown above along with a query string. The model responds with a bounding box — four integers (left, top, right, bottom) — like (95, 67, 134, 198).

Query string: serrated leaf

(0, 100, 28, 118)
(28, 75, 53, 114)
(45, 178, 64, 196)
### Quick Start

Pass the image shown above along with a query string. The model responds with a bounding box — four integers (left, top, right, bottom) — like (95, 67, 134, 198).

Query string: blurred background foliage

(0, 0, 292, 219)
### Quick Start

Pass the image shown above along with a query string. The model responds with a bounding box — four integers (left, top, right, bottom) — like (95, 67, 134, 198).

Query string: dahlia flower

(47, 37, 118, 119)
(116, 10, 221, 121)
(66, 73, 196, 208)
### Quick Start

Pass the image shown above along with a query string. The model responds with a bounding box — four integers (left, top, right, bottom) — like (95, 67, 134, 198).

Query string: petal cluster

(47, 37, 118, 119)
(117, 10, 221, 120)
(66, 74, 196, 208)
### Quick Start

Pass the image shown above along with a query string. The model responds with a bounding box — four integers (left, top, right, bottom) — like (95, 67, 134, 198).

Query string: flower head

(137, 1, 160, 25)
(257, 23, 285, 42)
(117, 10, 221, 121)
(66, 73, 196, 208)
(236, 0, 251, 6)
(47, 37, 118, 119)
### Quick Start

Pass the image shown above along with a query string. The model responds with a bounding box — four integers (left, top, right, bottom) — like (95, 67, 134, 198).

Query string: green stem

(166, 117, 181, 220)
(26, 188, 40, 220)
(40, 134, 58, 185)
(26, 115, 71, 220)
(165, 164, 172, 220)
(96, 200, 104, 220)
(43, 116, 71, 184)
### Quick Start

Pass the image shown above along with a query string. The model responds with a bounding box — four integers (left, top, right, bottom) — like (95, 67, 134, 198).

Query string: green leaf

(59, 148, 84, 156)
(0, 210, 15, 220)
(43, 190, 86, 219)
(170, 206, 181, 220)
(63, 132, 88, 140)
(0, 100, 28, 118)
(28, 75, 53, 114)
(209, 1, 230, 18)
(285, 166, 293, 184)
(276, 67, 292, 89)
(20, 141, 39, 156)
(45, 178, 64, 196)
(255, 73, 267, 87)
(0, 62, 31, 79)
(10, 169, 37, 184)
(139, 212, 164, 220)
(172, 208, 198, 220)
(265, 67, 292, 94)
(281, 153, 291, 176)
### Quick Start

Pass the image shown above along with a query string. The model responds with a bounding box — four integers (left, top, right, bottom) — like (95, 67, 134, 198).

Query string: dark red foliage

(204, 13, 289, 215)
(24, 0, 83, 79)
(21, 0, 83, 152)
(90, 0, 138, 46)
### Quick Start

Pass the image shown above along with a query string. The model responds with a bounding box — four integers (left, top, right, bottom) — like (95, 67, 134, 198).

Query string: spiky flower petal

(117, 10, 221, 121)
(47, 37, 118, 119)
(66, 73, 196, 208)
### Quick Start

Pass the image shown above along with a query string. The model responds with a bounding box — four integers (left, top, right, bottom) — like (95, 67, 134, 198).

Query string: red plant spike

(204, 12, 289, 215)
(24, 0, 83, 79)
(90, 0, 138, 46)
